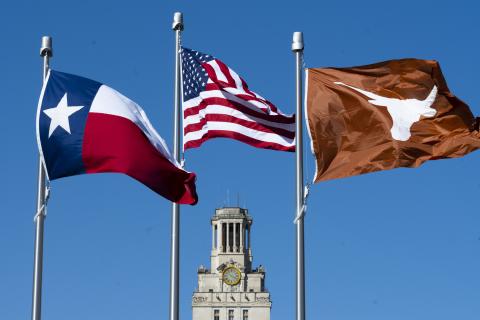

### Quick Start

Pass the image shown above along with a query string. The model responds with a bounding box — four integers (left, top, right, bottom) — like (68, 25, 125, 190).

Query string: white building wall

(193, 306, 270, 320)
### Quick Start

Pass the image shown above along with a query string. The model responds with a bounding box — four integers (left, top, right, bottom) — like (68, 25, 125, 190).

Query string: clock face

(222, 266, 241, 286)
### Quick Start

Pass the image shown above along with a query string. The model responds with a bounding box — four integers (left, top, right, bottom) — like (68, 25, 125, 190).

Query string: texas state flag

(36, 70, 198, 205)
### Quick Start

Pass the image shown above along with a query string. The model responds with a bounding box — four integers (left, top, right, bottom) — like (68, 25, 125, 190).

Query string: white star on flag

(43, 93, 84, 137)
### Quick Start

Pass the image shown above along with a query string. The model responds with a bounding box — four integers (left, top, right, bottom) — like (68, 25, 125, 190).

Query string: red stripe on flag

(82, 113, 198, 204)
(238, 77, 281, 114)
(184, 97, 295, 124)
(184, 114, 296, 139)
(184, 129, 295, 152)
(203, 83, 281, 114)
(202, 63, 229, 87)
(215, 59, 237, 87)
(240, 78, 255, 97)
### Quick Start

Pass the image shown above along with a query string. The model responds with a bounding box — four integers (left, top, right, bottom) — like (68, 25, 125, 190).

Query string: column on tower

(233, 221, 237, 252)
(240, 221, 244, 252)
(230, 222, 234, 253)
(222, 222, 226, 253)
(248, 223, 251, 250)
(230, 222, 234, 252)
(211, 223, 215, 250)
(238, 223, 242, 252)
(237, 223, 241, 252)
(227, 222, 230, 253)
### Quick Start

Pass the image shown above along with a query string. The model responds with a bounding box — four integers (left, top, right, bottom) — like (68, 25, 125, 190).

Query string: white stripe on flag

(184, 121, 295, 147)
(228, 66, 244, 90)
(90, 85, 178, 166)
(184, 104, 295, 131)
(183, 90, 288, 118)
(208, 60, 229, 83)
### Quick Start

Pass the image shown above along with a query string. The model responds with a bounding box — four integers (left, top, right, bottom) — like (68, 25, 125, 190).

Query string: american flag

(181, 47, 295, 152)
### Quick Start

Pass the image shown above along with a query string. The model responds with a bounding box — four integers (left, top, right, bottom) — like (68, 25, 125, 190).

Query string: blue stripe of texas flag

(38, 70, 102, 180)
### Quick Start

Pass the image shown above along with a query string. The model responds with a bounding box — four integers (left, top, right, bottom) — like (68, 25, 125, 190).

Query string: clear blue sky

(1, 0, 479, 319)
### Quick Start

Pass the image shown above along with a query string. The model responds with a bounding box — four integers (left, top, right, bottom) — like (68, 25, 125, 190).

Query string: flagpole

(31, 36, 52, 320)
(292, 31, 305, 320)
(170, 12, 183, 320)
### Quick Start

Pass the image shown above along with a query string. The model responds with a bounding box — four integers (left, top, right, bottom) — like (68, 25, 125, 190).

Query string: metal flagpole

(292, 31, 305, 320)
(31, 35, 52, 320)
(169, 12, 183, 320)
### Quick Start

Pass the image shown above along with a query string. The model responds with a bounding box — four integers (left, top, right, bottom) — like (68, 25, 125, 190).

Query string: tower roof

(212, 207, 252, 222)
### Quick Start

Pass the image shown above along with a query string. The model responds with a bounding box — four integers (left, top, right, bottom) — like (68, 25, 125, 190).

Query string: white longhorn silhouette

(335, 81, 438, 141)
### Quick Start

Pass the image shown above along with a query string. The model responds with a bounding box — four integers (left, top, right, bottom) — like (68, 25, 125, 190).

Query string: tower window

(228, 309, 234, 320)
(214, 309, 219, 320)
(243, 310, 248, 320)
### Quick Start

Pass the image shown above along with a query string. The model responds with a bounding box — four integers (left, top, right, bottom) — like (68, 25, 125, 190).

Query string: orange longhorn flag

(306, 59, 480, 182)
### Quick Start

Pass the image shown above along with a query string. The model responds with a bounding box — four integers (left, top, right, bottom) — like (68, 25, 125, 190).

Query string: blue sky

(1, 0, 479, 319)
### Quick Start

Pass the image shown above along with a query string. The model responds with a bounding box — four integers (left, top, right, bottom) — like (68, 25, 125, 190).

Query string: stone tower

(192, 207, 271, 320)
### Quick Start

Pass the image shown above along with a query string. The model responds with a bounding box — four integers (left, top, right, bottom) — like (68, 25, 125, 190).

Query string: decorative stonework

(192, 296, 208, 304)
(256, 297, 269, 303)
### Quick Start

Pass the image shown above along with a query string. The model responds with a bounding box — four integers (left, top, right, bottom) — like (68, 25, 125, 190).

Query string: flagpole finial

(292, 32, 304, 52)
(40, 36, 53, 57)
(172, 12, 184, 31)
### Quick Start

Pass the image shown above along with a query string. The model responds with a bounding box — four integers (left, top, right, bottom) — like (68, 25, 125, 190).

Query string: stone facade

(192, 207, 271, 320)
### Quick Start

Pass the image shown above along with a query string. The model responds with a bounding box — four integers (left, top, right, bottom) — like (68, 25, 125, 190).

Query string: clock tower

(192, 207, 271, 320)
